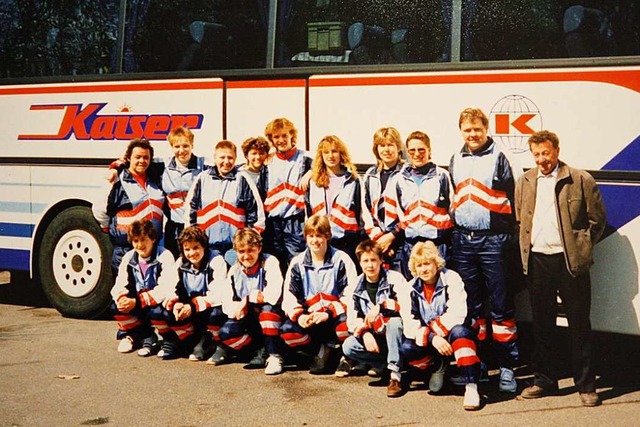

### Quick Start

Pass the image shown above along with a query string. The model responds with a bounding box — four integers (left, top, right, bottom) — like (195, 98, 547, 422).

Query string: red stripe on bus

(0, 81, 223, 96)
(227, 79, 306, 89)
(309, 70, 640, 93)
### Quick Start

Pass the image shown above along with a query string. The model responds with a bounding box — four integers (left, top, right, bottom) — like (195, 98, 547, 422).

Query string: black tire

(38, 206, 113, 318)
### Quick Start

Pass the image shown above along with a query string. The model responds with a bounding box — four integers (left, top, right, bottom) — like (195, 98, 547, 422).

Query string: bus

(0, 1, 638, 336)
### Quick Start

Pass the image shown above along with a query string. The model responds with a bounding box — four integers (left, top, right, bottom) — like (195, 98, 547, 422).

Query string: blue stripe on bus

(0, 248, 30, 271)
(0, 222, 33, 238)
(602, 134, 640, 172)
(599, 184, 640, 236)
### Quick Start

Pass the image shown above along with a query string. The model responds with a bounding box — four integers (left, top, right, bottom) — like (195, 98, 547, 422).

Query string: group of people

(92, 108, 606, 410)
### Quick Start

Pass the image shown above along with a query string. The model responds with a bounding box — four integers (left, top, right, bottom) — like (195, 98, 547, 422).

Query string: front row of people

(111, 215, 483, 410)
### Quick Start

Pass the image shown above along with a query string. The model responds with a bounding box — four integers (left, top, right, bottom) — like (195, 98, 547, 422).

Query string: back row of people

(93, 107, 605, 409)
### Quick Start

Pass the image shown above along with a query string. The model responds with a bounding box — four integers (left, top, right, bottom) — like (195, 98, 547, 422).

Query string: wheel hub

(52, 230, 102, 298)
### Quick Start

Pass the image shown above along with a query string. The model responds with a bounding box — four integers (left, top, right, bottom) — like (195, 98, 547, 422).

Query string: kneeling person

(341, 240, 408, 398)
(401, 241, 482, 410)
(111, 219, 177, 357)
(213, 228, 286, 375)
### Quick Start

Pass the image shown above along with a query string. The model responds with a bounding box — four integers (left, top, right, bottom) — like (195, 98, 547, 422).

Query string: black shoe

(157, 340, 178, 360)
(309, 344, 333, 375)
(579, 392, 601, 407)
(246, 347, 267, 369)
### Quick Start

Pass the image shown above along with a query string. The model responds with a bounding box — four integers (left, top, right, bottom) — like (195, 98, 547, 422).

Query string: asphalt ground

(1, 272, 639, 427)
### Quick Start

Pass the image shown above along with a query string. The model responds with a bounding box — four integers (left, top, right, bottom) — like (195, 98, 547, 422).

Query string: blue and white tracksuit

(263, 149, 313, 272)
(157, 155, 208, 256)
(281, 247, 357, 353)
(307, 170, 365, 265)
(93, 169, 165, 270)
(163, 252, 228, 343)
(342, 269, 407, 373)
(385, 163, 454, 279)
(401, 269, 480, 384)
(219, 254, 284, 355)
(110, 246, 176, 342)
(361, 163, 405, 271)
(448, 138, 519, 368)
(184, 166, 266, 257)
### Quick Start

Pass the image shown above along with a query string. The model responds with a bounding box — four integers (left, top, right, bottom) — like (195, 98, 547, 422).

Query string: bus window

(277, 0, 446, 67)
(128, 0, 267, 72)
(467, 0, 640, 61)
(0, 1, 120, 78)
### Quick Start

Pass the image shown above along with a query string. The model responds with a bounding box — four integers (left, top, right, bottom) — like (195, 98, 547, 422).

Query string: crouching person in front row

(111, 219, 177, 357)
(280, 214, 358, 374)
(339, 239, 409, 398)
(401, 241, 482, 410)
(162, 226, 228, 361)
(210, 228, 286, 375)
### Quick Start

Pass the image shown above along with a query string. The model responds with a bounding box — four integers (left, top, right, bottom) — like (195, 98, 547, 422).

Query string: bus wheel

(38, 206, 113, 318)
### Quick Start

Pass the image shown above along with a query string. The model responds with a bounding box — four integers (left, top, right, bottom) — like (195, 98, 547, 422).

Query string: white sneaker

(264, 354, 283, 375)
(463, 383, 481, 410)
(117, 336, 135, 353)
(498, 367, 517, 393)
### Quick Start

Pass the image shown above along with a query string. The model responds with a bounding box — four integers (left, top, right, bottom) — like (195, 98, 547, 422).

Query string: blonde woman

(306, 135, 364, 265)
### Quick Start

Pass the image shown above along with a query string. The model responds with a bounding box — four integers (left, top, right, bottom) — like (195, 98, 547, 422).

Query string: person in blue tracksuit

(280, 214, 358, 375)
(110, 219, 177, 357)
(184, 140, 266, 261)
(385, 131, 454, 280)
(263, 118, 313, 275)
(239, 136, 270, 202)
(340, 239, 409, 398)
(307, 135, 365, 268)
(210, 228, 286, 375)
(448, 107, 520, 393)
(361, 127, 406, 273)
(401, 241, 482, 410)
(162, 225, 228, 361)
(94, 139, 165, 271)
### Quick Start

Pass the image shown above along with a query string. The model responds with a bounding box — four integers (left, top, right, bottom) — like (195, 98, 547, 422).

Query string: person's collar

(276, 147, 297, 160)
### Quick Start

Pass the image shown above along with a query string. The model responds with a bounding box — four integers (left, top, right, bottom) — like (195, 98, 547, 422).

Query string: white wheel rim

(52, 230, 103, 298)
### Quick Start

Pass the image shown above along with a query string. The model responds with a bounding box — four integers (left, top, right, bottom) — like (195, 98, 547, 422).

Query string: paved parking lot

(1, 274, 639, 426)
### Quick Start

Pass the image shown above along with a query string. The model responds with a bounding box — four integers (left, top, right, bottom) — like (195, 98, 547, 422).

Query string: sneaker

(463, 383, 481, 410)
(189, 332, 212, 361)
(309, 344, 332, 375)
(579, 391, 601, 407)
(429, 358, 447, 393)
(137, 334, 157, 357)
(157, 341, 178, 360)
(206, 346, 228, 366)
(264, 354, 284, 375)
(247, 347, 266, 368)
(387, 378, 404, 398)
(117, 336, 135, 353)
(367, 366, 384, 377)
(335, 357, 353, 378)
(498, 367, 517, 393)
(450, 361, 488, 386)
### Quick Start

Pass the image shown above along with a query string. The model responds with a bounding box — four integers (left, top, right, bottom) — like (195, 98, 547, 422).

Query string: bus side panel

(308, 68, 640, 336)
(226, 80, 307, 150)
(0, 166, 32, 271)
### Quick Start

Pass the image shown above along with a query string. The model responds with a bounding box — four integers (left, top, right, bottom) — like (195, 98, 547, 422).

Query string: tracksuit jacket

(404, 268, 468, 346)
(264, 149, 312, 219)
(158, 155, 208, 224)
(184, 166, 266, 249)
(222, 254, 284, 315)
(282, 247, 358, 323)
(111, 246, 177, 309)
(93, 168, 165, 248)
(448, 138, 515, 233)
(348, 269, 408, 336)
(306, 170, 364, 240)
(361, 163, 404, 242)
(164, 251, 228, 313)
(385, 163, 454, 242)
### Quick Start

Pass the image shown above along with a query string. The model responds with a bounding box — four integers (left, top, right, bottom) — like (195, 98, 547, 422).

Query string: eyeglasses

(408, 148, 427, 156)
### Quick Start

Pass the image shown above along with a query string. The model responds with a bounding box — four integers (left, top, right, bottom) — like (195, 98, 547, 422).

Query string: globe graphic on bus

(489, 95, 543, 154)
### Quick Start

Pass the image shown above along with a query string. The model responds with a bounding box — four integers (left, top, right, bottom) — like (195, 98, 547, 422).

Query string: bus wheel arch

(36, 204, 114, 319)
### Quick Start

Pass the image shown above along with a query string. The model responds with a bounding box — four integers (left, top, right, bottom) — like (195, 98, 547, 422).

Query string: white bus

(1, 1, 638, 336)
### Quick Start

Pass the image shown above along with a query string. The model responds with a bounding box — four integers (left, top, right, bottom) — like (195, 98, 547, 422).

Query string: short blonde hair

(458, 107, 489, 129)
(372, 127, 404, 171)
(233, 228, 263, 250)
(408, 241, 446, 276)
(168, 126, 194, 147)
